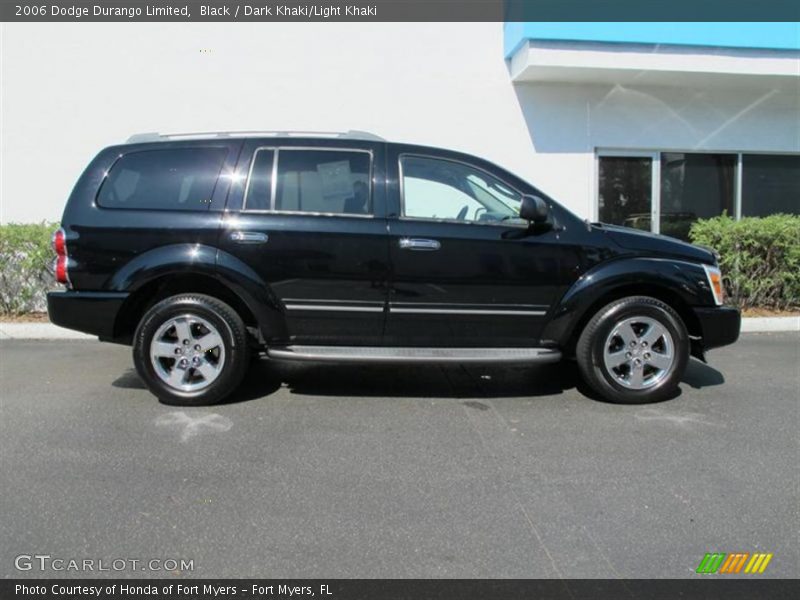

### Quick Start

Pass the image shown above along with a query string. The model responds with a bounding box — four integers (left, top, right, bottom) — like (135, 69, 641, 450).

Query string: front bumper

(693, 305, 741, 351)
(47, 291, 129, 340)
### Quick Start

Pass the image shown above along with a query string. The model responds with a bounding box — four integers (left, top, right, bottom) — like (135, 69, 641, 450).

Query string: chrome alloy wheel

(602, 316, 675, 390)
(149, 314, 225, 392)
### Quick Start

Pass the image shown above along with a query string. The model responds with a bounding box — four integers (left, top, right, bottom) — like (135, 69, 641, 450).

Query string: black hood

(596, 223, 716, 265)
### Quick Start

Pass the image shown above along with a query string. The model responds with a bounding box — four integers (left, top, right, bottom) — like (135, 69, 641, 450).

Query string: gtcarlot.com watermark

(15, 554, 194, 573)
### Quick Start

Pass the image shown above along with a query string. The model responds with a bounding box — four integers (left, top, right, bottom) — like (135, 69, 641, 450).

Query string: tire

(576, 296, 689, 404)
(133, 294, 250, 406)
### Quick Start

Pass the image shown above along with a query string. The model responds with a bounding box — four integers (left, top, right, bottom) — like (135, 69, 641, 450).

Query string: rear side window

(244, 149, 371, 215)
(97, 148, 227, 210)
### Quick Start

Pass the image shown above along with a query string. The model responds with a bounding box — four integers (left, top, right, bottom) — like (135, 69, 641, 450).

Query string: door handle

(399, 238, 441, 251)
(229, 231, 269, 244)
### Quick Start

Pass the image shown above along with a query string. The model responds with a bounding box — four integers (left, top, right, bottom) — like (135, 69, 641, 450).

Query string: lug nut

(179, 358, 189, 368)
(641, 341, 648, 347)
(194, 344, 201, 351)
(629, 341, 636, 348)
(192, 357, 201, 366)
(174, 348, 182, 355)
(626, 352, 632, 358)
(183, 339, 190, 345)
(644, 352, 651, 360)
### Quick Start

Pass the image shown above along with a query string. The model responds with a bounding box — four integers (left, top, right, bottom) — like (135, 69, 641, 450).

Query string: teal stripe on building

(504, 22, 800, 58)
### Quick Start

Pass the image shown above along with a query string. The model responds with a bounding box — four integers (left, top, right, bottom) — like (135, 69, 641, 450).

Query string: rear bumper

(47, 291, 128, 340)
(693, 305, 741, 351)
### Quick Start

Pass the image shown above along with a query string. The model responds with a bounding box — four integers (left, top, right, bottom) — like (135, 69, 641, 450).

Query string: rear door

(220, 140, 389, 346)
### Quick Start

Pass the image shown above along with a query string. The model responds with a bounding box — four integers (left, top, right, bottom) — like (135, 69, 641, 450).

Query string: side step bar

(267, 346, 562, 364)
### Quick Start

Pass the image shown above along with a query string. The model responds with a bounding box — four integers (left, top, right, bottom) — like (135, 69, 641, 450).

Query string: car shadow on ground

(112, 356, 725, 405)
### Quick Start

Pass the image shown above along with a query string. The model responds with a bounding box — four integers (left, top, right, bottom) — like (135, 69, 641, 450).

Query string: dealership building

(1, 22, 798, 236)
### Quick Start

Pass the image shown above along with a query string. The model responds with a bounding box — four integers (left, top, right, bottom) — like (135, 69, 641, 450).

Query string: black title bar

(4, 579, 800, 600)
(2, 0, 800, 22)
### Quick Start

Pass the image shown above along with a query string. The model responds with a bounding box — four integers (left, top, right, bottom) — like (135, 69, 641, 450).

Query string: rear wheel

(133, 294, 250, 405)
(576, 296, 689, 404)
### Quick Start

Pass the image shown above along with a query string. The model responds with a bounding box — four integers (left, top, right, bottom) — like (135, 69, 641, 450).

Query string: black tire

(576, 296, 689, 404)
(133, 294, 250, 406)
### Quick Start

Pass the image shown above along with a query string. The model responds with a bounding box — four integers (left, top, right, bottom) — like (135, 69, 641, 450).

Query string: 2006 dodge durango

(48, 131, 740, 405)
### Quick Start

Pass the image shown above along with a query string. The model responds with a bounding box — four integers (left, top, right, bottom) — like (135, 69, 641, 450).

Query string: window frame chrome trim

(242, 146, 375, 218)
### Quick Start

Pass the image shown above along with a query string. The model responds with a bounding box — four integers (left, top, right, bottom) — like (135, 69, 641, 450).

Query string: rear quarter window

(96, 147, 227, 211)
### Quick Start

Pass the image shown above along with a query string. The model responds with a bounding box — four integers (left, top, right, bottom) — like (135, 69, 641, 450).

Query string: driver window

(401, 156, 521, 223)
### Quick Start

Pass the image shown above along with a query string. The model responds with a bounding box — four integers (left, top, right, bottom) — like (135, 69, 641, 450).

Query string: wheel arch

(561, 283, 701, 358)
(543, 258, 708, 358)
(107, 245, 287, 345)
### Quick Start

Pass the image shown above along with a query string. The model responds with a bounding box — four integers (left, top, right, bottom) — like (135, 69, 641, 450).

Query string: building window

(660, 153, 736, 241)
(598, 155, 653, 232)
(597, 151, 798, 241)
(741, 154, 800, 217)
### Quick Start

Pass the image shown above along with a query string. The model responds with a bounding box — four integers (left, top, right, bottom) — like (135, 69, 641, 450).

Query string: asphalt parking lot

(1, 333, 797, 579)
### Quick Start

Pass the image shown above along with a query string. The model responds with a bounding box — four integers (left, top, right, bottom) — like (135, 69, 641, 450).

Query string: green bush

(690, 214, 800, 311)
(0, 222, 59, 315)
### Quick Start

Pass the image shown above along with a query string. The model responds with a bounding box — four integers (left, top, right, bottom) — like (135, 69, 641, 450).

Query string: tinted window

(598, 156, 652, 232)
(660, 152, 735, 240)
(742, 154, 800, 217)
(275, 150, 371, 215)
(244, 149, 275, 211)
(97, 148, 227, 211)
(401, 156, 521, 223)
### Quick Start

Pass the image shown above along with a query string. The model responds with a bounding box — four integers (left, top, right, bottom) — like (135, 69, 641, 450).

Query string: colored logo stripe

(719, 553, 749, 573)
(744, 553, 773, 574)
(696, 552, 773, 574)
(697, 553, 726, 574)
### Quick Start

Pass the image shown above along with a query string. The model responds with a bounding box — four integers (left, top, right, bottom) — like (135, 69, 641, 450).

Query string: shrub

(0, 222, 59, 315)
(690, 214, 800, 311)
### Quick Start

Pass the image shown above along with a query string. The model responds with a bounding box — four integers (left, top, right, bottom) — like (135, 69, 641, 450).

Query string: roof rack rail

(126, 130, 385, 143)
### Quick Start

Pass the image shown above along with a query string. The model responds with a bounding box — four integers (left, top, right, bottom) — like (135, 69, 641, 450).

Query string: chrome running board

(267, 346, 562, 364)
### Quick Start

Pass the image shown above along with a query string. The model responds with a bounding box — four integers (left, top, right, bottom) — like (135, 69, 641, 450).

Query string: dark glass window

(97, 148, 227, 211)
(660, 152, 736, 240)
(742, 154, 800, 217)
(244, 149, 275, 210)
(598, 156, 652, 231)
(275, 150, 371, 215)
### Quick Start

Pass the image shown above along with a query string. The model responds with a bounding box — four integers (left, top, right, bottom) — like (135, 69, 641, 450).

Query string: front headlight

(703, 264, 724, 306)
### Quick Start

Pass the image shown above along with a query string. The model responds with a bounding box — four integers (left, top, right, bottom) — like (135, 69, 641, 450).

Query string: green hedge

(0, 222, 59, 315)
(690, 214, 800, 311)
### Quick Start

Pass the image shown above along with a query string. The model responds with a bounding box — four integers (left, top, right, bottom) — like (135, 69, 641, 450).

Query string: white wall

(1, 22, 538, 223)
(1, 22, 797, 223)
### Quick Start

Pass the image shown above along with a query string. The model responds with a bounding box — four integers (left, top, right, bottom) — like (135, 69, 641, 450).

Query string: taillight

(52, 228, 70, 286)
(52, 228, 66, 256)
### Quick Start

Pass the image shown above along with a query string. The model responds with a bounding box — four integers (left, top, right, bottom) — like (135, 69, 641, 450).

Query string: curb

(0, 323, 95, 340)
(740, 316, 800, 333)
(2, 317, 798, 340)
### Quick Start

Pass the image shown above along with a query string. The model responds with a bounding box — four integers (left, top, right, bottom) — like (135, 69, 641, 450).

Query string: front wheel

(576, 296, 689, 404)
(133, 294, 250, 406)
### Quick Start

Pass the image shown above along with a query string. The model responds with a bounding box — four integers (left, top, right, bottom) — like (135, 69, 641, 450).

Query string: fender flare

(541, 256, 714, 347)
(108, 244, 287, 341)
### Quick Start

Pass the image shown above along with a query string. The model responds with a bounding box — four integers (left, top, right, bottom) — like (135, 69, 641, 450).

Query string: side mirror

(519, 195, 549, 223)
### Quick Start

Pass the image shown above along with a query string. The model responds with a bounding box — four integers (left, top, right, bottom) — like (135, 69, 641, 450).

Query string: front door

(385, 152, 567, 347)
(220, 141, 389, 346)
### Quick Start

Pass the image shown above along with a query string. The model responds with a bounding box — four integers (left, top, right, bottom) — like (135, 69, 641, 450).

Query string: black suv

(48, 131, 740, 405)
